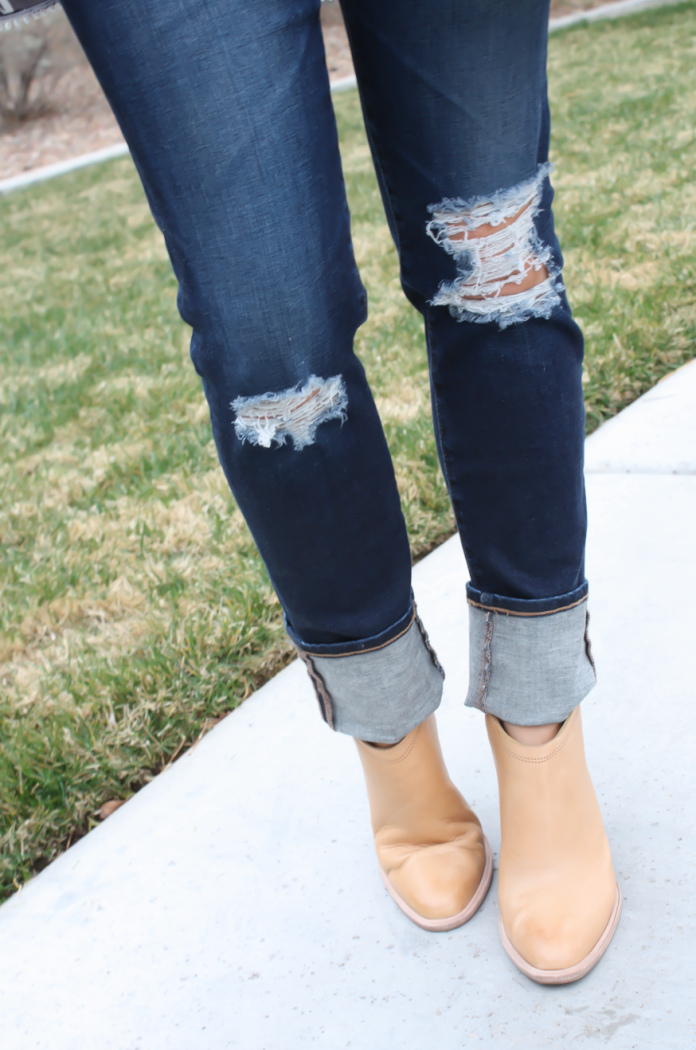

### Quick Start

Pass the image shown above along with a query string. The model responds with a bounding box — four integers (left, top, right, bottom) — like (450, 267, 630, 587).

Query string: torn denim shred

(426, 163, 563, 329)
(232, 374, 348, 451)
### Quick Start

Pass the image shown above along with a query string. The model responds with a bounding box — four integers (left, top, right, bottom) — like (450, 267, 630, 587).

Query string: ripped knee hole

(232, 374, 348, 450)
(426, 163, 562, 328)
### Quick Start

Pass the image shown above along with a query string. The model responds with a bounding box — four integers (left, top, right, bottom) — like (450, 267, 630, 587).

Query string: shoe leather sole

(498, 883, 622, 985)
(379, 835, 493, 932)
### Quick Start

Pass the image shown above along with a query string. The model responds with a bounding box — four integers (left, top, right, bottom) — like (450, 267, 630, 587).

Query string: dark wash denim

(61, 0, 595, 737)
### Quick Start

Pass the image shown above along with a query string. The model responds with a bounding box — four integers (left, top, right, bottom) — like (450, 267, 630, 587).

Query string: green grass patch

(2, 2, 696, 900)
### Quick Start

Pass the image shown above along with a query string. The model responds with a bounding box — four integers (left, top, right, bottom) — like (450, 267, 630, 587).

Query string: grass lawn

(2, 3, 696, 901)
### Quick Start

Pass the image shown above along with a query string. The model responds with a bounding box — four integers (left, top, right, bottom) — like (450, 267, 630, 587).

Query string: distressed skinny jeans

(62, 0, 596, 741)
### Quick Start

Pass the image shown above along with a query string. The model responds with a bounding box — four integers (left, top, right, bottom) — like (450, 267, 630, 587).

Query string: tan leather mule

(355, 715, 492, 931)
(487, 707, 621, 984)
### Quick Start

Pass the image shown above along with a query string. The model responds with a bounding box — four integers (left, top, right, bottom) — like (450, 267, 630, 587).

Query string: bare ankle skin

(502, 721, 562, 746)
(369, 723, 563, 748)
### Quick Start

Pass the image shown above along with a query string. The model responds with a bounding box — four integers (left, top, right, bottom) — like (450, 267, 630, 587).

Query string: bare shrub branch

(0, 8, 80, 127)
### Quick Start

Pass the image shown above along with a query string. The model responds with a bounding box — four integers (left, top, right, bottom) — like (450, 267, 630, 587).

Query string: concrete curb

(0, 0, 689, 198)
(0, 141, 129, 196)
(330, 74, 357, 94)
(548, 0, 688, 32)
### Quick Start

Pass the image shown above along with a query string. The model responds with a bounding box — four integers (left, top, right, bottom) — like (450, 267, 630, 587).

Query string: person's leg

(60, 0, 443, 743)
(61, 0, 490, 929)
(342, 0, 590, 725)
(342, 0, 618, 979)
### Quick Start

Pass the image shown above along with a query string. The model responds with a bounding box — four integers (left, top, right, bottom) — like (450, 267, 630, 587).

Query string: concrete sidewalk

(1, 363, 695, 1049)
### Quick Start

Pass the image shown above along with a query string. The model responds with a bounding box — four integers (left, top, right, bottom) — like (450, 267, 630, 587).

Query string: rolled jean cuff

(289, 599, 445, 743)
(464, 582, 596, 726)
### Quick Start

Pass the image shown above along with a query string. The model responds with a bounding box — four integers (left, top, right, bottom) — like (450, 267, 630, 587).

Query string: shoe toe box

(385, 830, 487, 920)
(503, 870, 618, 971)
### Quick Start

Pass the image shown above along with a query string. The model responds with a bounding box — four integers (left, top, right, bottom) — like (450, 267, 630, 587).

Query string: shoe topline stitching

(369, 724, 422, 765)
(498, 717, 575, 763)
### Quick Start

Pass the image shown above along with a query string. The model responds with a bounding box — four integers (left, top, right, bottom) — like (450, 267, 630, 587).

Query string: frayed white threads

(426, 164, 563, 329)
(232, 374, 348, 451)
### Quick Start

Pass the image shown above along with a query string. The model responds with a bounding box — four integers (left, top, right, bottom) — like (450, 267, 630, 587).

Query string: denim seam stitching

(467, 594, 588, 617)
(296, 649, 334, 730)
(413, 602, 446, 680)
(474, 611, 493, 711)
(584, 608, 597, 681)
